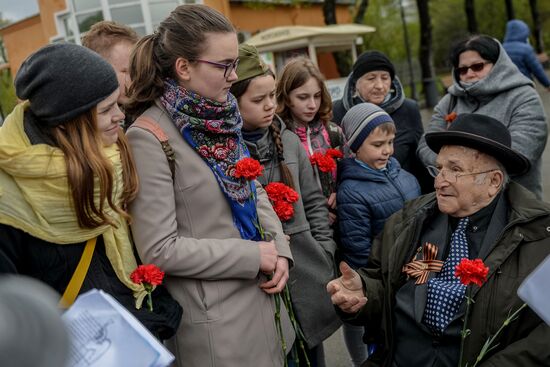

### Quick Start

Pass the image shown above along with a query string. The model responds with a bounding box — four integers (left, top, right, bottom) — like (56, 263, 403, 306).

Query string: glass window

(109, 0, 139, 4)
(73, 0, 101, 12)
(77, 11, 104, 32)
(133, 26, 147, 36)
(150, 1, 178, 24)
(62, 16, 74, 37)
(110, 5, 144, 25)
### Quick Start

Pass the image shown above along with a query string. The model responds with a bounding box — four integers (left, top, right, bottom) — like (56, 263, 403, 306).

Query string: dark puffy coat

(503, 19, 550, 87)
(337, 157, 420, 269)
(341, 182, 550, 367)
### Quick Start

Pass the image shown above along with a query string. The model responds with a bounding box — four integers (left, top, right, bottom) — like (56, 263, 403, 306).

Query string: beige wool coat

(127, 102, 295, 367)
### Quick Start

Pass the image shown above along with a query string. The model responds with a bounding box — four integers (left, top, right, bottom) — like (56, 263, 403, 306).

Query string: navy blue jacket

(337, 157, 420, 269)
(503, 19, 550, 87)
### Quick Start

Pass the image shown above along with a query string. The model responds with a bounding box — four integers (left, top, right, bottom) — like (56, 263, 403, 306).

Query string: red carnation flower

(265, 182, 299, 221)
(233, 157, 264, 180)
(309, 152, 324, 166)
(455, 258, 489, 287)
(282, 188, 299, 203)
(326, 148, 344, 159)
(130, 264, 165, 312)
(273, 200, 295, 221)
(130, 264, 165, 286)
(445, 111, 458, 124)
(265, 182, 298, 203)
(310, 152, 337, 173)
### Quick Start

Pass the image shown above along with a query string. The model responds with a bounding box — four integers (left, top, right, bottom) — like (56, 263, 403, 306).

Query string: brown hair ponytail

(126, 5, 235, 119)
(125, 34, 165, 118)
(269, 122, 295, 190)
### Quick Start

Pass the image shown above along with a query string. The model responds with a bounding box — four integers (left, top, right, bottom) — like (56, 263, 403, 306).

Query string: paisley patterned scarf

(160, 79, 261, 240)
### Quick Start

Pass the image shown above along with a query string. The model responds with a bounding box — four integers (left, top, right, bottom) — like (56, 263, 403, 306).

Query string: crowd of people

(0, 4, 549, 367)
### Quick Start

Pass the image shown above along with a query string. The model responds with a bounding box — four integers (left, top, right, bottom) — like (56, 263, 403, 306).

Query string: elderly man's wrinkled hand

(326, 262, 367, 314)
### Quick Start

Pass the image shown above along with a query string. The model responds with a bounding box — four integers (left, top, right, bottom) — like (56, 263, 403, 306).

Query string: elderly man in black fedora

(327, 113, 550, 367)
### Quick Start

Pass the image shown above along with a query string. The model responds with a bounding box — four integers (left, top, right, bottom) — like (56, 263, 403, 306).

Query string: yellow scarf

(0, 102, 147, 307)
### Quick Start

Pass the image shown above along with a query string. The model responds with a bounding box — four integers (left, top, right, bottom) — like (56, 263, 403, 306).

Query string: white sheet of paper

(517, 254, 550, 326)
(61, 289, 174, 367)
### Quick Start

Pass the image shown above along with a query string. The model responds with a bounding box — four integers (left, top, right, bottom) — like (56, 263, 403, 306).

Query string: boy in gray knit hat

(337, 103, 421, 365)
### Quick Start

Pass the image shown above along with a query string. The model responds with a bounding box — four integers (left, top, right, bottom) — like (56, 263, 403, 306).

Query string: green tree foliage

(360, 0, 420, 65)
(430, 0, 550, 70)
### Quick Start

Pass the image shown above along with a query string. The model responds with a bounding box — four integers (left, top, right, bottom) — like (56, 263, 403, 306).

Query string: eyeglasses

(456, 62, 490, 76)
(194, 58, 239, 78)
(427, 166, 499, 183)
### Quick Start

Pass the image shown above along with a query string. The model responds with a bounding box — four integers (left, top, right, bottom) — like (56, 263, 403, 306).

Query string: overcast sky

(0, 0, 39, 23)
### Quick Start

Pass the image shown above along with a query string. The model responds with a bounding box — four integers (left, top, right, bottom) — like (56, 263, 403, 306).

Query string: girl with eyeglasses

(125, 5, 294, 367)
(417, 35, 546, 199)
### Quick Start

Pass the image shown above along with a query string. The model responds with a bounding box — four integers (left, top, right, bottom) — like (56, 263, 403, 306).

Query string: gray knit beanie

(15, 43, 119, 126)
(341, 103, 394, 153)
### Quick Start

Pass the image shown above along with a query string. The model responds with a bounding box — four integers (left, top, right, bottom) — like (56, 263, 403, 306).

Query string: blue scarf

(160, 79, 261, 240)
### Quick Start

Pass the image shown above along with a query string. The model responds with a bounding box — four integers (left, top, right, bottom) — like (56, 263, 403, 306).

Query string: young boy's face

(355, 126, 395, 169)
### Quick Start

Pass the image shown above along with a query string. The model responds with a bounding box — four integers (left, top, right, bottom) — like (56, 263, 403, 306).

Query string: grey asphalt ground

(323, 83, 550, 367)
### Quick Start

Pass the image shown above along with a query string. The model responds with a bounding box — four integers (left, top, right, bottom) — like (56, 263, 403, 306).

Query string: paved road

(324, 84, 550, 367)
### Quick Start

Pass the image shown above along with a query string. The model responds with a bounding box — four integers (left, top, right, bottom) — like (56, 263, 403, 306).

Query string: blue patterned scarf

(160, 79, 261, 240)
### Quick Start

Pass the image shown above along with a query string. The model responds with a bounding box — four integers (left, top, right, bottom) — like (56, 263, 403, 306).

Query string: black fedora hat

(425, 113, 530, 176)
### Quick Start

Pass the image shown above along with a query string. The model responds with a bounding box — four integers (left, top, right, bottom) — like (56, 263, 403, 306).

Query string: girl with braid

(231, 44, 341, 367)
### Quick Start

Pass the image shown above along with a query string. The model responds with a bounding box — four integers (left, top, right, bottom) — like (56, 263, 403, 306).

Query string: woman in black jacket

(0, 43, 181, 339)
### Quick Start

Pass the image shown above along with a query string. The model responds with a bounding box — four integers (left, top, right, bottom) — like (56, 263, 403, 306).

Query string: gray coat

(417, 42, 547, 198)
(127, 102, 295, 367)
(243, 117, 341, 348)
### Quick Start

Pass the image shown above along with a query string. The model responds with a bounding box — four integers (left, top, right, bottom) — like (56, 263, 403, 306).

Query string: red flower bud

(130, 264, 165, 286)
(265, 182, 299, 221)
(326, 148, 344, 159)
(445, 111, 458, 124)
(273, 200, 295, 221)
(233, 157, 264, 181)
(310, 152, 337, 173)
(455, 258, 489, 287)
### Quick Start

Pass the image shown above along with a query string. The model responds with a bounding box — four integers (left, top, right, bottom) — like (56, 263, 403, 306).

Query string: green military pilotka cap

(236, 43, 271, 83)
